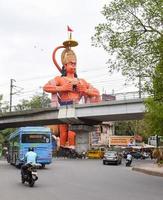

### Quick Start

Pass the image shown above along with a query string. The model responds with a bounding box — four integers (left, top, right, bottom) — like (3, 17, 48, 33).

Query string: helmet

(28, 147, 34, 152)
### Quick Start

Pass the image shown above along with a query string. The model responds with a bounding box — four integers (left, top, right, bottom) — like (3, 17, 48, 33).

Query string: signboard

(90, 132, 101, 145)
(109, 136, 135, 146)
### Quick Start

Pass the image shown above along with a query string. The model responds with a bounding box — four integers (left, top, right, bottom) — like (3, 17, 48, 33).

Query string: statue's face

(65, 61, 76, 74)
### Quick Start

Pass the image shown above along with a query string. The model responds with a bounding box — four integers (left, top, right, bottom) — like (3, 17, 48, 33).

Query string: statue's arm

(86, 85, 100, 97)
(43, 77, 59, 94)
(78, 79, 100, 97)
(43, 76, 72, 93)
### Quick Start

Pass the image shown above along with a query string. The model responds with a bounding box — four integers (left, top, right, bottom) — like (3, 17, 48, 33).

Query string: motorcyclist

(21, 147, 37, 176)
(126, 152, 132, 166)
(127, 152, 132, 160)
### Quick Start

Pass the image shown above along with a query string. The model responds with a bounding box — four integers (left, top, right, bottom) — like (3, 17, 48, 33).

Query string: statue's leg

(59, 124, 68, 147)
(68, 131, 76, 149)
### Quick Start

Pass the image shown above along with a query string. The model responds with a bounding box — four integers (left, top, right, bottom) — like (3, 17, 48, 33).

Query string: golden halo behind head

(63, 40, 78, 48)
(61, 48, 77, 65)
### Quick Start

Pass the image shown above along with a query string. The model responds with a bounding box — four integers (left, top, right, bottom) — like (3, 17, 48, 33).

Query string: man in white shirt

(25, 147, 37, 164)
(21, 147, 37, 176)
(126, 152, 132, 166)
(127, 152, 132, 161)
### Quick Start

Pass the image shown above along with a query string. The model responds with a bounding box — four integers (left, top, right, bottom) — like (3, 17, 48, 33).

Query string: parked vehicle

(87, 149, 104, 159)
(103, 151, 122, 165)
(21, 163, 38, 187)
(123, 151, 149, 160)
(131, 151, 146, 159)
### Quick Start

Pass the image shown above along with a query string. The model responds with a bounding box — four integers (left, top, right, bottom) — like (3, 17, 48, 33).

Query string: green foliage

(159, 159, 163, 164)
(152, 36, 163, 101)
(153, 66, 163, 102)
(114, 120, 149, 141)
(0, 134, 4, 144)
(145, 98, 163, 136)
(29, 93, 51, 108)
(0, 95, 3, 112)
(14, 93, 51, 111)
(92, 0, 163, 89)
(0, 94, 9, 112)
(144, 35, 163, 136)
(92, 0, 163, 138)
(0, 128, 16, 144)
(115, 121, 135, 136)
(0, 93, 51, 144)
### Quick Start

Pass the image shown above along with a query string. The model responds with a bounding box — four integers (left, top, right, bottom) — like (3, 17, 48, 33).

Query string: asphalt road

(0, 158, 163, 200)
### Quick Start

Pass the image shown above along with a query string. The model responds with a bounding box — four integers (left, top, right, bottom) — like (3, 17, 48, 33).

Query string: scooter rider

(21, 147, 37, 176)
(127, 152, 132, 161)
(126, 152, 132, 166)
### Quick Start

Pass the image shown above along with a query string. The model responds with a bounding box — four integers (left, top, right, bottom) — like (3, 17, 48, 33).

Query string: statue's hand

(61, 82, 73, 92)
(77, 82, 87, 93)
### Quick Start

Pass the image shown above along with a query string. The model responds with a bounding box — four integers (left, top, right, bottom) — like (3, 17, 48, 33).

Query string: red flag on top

(67, 25, 73, 32)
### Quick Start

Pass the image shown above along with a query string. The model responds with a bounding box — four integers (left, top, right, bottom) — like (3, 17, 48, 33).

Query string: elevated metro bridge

(0, 98, 146, 130)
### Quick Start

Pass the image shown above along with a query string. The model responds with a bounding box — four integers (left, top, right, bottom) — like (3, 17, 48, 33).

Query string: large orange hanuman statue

(43, 28, 101, 149)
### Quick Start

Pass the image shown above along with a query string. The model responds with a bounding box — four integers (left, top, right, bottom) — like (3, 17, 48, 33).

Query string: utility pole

(9, 79, 16, 112)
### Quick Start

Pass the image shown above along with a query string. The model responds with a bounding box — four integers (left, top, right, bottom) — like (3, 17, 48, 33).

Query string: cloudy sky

(0, 0, 137, 106)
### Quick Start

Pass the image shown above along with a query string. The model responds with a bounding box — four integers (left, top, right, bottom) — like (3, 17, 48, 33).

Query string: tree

(14, 92, 51, 111)
(144, 34, 163, 136)
(0, 95, 3, 112)
(0, 95, 15, 144)
(29, 92, 51, 109)
(0, 93, 51, 144)
(0, 128, 16, 144)
(115, 121, 135, 136)
(0, 94, 10, 113)
(92, 0, 163, 139)
(114, 119, 148, 142)
(151, 36, 163, 102)
(92, 0, 163, 90)
(145, 99, 163, 136)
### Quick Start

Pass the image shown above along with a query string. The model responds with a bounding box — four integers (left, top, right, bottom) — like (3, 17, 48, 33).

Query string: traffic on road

(0, 157, 163, 200)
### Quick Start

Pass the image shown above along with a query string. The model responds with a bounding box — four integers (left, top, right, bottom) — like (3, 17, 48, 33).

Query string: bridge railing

(0, 91, 149, 113)
(111, 91, 148, 101)
(76, 91, 148, 104)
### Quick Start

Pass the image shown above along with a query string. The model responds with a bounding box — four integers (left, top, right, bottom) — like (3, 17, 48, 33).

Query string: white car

(103, 151, 122, 165)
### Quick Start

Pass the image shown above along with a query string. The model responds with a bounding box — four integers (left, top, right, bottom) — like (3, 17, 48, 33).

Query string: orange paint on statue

(59, 125, 68, 146)
(68, 131, 76, 146)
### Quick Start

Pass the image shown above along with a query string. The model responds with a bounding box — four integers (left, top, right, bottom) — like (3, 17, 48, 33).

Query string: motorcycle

(126, 159, 132, 167)
(21, 163, 38, 187)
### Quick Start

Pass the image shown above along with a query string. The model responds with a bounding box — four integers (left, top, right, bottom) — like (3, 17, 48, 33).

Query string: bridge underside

(0, 99, 145, 130)
(79, 112, 144, 123)
(0, 110, 144, 130)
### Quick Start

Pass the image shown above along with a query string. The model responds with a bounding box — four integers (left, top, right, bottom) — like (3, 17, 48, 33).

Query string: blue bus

(7, 126, 53, 168)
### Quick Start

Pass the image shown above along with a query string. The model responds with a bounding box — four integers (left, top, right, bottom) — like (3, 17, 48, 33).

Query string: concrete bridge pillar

(70, 125, 95, 153)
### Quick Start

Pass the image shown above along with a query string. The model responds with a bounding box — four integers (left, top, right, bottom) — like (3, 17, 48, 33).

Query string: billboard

(109, 136, 135, 146)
